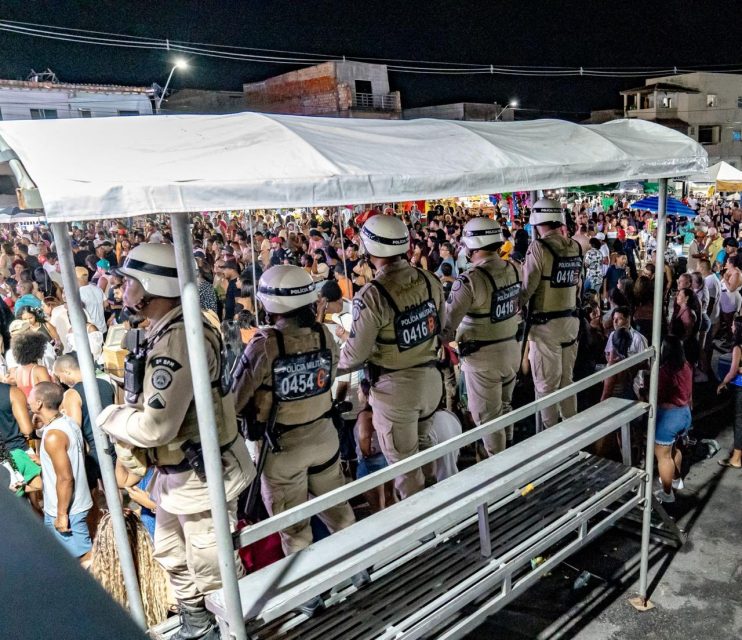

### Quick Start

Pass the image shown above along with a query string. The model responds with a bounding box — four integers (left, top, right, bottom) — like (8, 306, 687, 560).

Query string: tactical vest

(147, 315, 238, 467)
(255, 324, 334, 429)
(370, 267, 441, 370)
(529, 236, 582, 320)
(458, 260, 520, 343)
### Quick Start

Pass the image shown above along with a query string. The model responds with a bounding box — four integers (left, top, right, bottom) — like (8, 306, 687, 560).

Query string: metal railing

(234, 347, 655, 549)
(352, 92, 397, 111)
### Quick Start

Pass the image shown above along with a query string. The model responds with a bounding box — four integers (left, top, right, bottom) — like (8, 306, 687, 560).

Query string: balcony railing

(352, 92, 397, 111)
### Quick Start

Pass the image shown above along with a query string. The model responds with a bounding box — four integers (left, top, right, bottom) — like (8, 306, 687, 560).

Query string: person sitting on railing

(654, 335, 693, 504)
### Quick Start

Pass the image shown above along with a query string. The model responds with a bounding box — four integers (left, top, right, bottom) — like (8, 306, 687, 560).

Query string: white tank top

(41, 415, 93, 517)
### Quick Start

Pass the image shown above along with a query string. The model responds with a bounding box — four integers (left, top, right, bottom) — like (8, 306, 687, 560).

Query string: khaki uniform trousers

(462, 339, 520, 456)
(370, 366, 443, 499)
(528, 316, 580, 429)
(154, 498, 243, 608)
(261, 418, 355, 556)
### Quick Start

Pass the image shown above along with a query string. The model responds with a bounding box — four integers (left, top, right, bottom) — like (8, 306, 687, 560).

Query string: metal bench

(206, 397, 649, 639)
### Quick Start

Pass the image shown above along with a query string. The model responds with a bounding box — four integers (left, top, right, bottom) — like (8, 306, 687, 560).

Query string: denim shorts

(356, 452, 388, 478)
(655, 406, 692, 446)
(44, 511, 92, 558)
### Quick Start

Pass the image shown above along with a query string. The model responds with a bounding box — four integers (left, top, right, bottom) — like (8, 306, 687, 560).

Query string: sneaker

(351, 569, 371, 590)
(654, 488, 675, 504)
(672, 477, 684, 491)
(296, 595, 325, 618)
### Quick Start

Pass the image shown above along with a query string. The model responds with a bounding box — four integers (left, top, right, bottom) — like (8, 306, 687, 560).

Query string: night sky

(0, 1, 736, 119)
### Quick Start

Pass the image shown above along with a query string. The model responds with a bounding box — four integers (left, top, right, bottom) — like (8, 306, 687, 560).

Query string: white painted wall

(334, 61, 391, 97)
(0, 87, 153, 121)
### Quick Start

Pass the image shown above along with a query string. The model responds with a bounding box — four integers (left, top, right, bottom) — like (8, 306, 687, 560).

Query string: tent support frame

(170, 212, 248, 640)
(51, 222, 147, 628)
(637, 176, 668, 605)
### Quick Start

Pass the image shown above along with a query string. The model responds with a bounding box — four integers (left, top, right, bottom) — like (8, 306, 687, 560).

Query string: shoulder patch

(150, 356, 182, 371)
(151, 368, 173, 390)
(352, 298, 367, 321)
(451, 278, 464, 293)
(148, 393, 166, 410)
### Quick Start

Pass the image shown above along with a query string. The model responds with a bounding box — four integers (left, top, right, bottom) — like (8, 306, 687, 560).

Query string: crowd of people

(1, 191, 740, 638)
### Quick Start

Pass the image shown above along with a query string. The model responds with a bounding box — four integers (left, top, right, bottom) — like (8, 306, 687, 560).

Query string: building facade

(242, 61, 402, 119)
(0, 75, 154, 121)
(403, 102, 514, 122)
(620, 72, 742, 167)
(164, 89, 246, 114)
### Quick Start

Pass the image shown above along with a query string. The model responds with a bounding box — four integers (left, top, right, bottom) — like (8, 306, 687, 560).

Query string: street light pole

(156, 59, 187, 113)
(495, 100, 519, 121)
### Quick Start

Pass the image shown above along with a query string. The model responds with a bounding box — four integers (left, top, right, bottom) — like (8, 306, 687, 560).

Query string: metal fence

(353, 92, 397, 111)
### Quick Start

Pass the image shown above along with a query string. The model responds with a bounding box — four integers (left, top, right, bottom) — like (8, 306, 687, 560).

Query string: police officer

(442, 217, 522, 455)
(97, 244, 254, 640)
(520, 198, 583, 428)
(231, 265, 355, 558)
(338, 215, 445, 499)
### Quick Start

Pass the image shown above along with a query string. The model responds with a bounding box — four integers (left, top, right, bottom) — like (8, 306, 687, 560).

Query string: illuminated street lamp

(156, 59, 188, 112)
(495, 100, 519, 121)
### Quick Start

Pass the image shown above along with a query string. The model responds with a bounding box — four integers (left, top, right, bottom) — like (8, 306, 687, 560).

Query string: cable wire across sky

(2, 19, 742, 78)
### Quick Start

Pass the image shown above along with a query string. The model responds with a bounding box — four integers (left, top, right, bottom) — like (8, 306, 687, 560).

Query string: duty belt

(528, 309, 579, 325)
(458, 335, 517, 357)
(366, 360, 439, 388)
(274, 409, 334, 435)
(158, 436, 238, 475)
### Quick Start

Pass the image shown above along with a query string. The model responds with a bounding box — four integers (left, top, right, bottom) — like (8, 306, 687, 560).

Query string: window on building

(698, 125, 721, 145)
(30, 108, 58, 120)
(0, 108, 3, 121)
(78, 108, 92, 118)
(738, 97, 742, 108)
(354, 80, 373, 95)
(661, 95, 674, 108)
(707, 94, 718, 108)
(117, 109, 139, 116)
(733, 130, 742, 142)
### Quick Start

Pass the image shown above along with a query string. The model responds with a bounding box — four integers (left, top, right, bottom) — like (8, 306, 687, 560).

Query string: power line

(2, 20, 742, 78)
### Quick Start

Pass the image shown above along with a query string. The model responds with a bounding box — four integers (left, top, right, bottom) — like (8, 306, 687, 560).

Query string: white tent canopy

(0, 113, 706, 222)
(687, 160, 742, 189)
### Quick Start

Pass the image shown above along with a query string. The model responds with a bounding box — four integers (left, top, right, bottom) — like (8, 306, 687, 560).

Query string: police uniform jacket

(442, 255, 522, 344)
(98, 305, 254, 514)
(520, 229, 582, 315)
(232, 317, 339, 428)
(338, 260, 445, 375)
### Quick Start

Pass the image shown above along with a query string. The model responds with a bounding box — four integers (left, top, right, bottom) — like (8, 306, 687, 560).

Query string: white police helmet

(461, 217, 503, 250)
(360, 215, 409, 257)
(117, 243, 180, 298)
(257, 265, 318, 314)
(530, 198, 566, 226)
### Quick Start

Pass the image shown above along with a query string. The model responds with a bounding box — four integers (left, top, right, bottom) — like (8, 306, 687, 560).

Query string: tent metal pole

(170, 213, 247, 640)
(247, 210, 262, 327)
(638, 177, 668, 603)
(51, 222, 147, 629)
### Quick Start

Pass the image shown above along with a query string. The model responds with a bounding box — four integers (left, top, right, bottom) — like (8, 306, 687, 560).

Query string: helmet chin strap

(125, 294, 153, 316)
